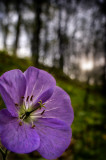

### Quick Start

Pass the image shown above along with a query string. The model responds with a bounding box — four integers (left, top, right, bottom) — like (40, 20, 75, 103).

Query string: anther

(21, 96, 24, 99)
(32, 124, 35, 129)
(26, 96, 29, 101)
(41, 110, 45, 115)
(15, 103, 18, 107)
(30, 95, 33, 101)
(19, 121, 23, 126)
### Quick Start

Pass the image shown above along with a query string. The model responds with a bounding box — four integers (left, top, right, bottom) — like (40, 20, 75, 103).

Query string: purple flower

(0, 67, 74, 159)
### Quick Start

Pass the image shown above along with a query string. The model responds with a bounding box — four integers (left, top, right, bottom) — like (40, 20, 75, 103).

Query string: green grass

(0, 50, 105, 160)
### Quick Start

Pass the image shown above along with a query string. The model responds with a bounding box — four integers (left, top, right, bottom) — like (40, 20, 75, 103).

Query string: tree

(31, 0, 43, 65)
(43, 0, 50, 61)
(13, 0, 22, 56)
(98, 0, 106, 95)
(1, 0, 10, 49)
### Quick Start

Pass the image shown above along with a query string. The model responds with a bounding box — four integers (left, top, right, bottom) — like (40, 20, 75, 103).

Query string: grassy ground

(0, 51, 105, 160)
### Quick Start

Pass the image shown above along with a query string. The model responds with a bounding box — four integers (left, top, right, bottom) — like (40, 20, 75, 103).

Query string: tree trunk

(58, 5, 64, 71)
(31, 0, 42, 65)
(102, 37, 106, 96)
(43, 1, 50, 61)
(3, 0, 9, 50)
(13, 0, 21, 56)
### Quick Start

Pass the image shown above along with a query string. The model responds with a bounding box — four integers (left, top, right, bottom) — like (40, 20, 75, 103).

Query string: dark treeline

(0, 0, 106, 90)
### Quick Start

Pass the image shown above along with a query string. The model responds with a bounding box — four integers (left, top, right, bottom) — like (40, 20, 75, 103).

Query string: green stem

(0, 147, 8, 160)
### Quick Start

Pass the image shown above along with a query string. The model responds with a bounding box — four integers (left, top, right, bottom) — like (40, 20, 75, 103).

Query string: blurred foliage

(0, 50, 106, 160)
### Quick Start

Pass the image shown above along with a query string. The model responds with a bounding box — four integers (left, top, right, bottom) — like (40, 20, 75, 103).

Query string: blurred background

(0, 0, 106, 160)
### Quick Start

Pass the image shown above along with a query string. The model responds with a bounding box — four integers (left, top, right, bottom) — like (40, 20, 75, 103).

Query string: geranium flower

(0, 67, 74, 159)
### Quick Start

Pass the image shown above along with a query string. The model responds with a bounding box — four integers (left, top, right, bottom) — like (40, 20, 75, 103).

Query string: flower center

(17, 96, 46, 126)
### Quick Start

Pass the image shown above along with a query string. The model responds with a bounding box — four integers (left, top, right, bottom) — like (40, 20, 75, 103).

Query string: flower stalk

(0, 147, 8, 160)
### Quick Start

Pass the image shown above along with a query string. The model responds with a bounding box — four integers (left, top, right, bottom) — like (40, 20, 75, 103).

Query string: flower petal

(0, 69, 26, 116)
(34, 87, 55, 105)
(0, 109, 15, 133)
(24, 66, 39, 97)
(0, 110, 40, 153)
(35, 118, 72, 160)
(24, 67, 56, 106)
(43, 86, 74, 126)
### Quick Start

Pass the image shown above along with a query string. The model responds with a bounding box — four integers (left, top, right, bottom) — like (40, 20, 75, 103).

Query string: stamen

(21, 96, 24, 99)
(15, 103, 19, 107)
(32, 124, 36, 129)
(30, 95, 33, 101)
(19, 121, 23, 126)
(26, 96, 29, 102)
(41, 110, 45, 115)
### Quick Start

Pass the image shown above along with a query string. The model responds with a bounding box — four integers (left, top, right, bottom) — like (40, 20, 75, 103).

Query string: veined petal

(0, 109, 16, 133)
(24, 66, 39, 98)
(35, 118, 72, 160)
(43, 86, 74, 126)
(0, 69, 26, 116)
(24, 67, 56, 106)
(34, 87, 54, 105)
(0, 109, 40, 153)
